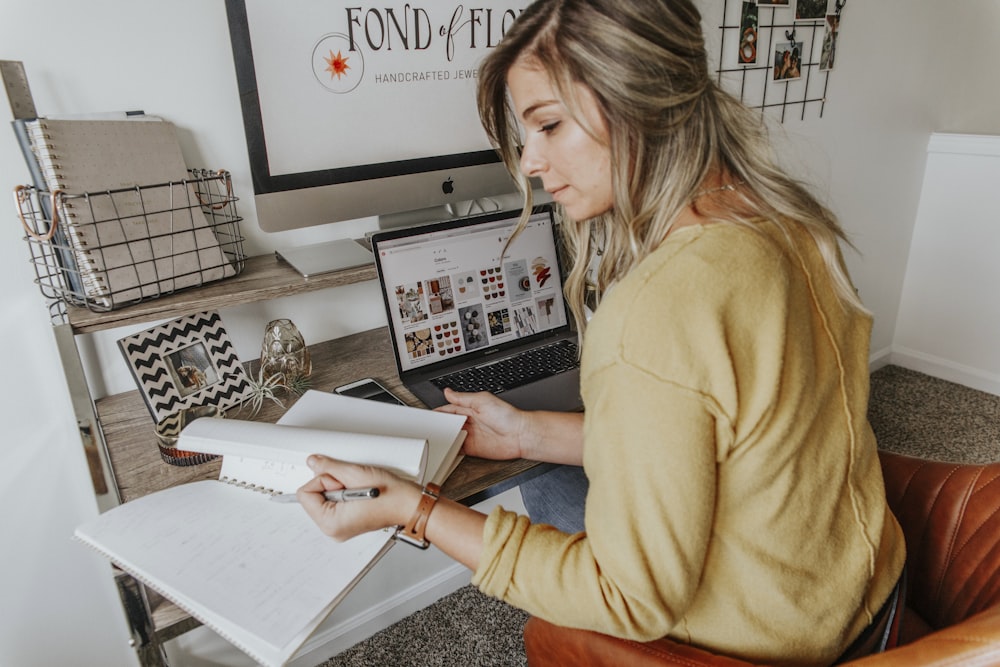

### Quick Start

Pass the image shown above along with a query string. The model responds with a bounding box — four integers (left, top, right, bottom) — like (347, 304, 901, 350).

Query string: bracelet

(394, 483, 441, 549)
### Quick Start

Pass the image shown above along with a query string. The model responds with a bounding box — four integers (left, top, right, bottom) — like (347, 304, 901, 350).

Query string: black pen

(270, 487, 380, 504)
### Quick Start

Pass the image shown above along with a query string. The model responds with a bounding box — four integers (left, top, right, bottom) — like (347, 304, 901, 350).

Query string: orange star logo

(324, 50, 350, 80)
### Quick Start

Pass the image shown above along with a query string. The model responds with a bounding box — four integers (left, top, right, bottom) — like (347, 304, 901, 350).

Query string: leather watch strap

(395, 483, 441, 549)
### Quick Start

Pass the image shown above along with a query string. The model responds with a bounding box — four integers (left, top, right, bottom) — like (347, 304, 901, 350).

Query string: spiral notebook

(24, 117, 236, 308)
(73, 390, 467, 667)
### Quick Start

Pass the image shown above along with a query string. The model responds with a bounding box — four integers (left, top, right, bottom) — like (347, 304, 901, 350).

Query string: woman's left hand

(298, 455, 422, 541)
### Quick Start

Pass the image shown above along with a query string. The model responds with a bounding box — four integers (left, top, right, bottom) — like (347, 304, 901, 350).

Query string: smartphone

(334, 377, 405, 405)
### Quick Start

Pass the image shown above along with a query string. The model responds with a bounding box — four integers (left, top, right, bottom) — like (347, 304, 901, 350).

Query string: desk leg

(52, 323, 120, 510)
(116, 574, 168, 667)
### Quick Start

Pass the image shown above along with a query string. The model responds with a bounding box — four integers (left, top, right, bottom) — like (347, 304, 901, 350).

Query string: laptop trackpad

(498, 370, 583, 413)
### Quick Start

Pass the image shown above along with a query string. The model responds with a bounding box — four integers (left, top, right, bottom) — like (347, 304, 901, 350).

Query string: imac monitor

(224, 1, 526, 233)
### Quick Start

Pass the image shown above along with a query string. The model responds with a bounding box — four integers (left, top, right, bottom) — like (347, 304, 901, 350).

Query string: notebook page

(75, 480, 393, 666)
(178, 417, 428, 490)
(282, 389, 467, 484)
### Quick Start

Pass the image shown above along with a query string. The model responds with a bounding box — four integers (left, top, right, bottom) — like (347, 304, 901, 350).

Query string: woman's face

(507, 60, 613, 220)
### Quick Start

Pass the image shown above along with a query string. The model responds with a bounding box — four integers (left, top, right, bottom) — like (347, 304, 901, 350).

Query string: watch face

(393, 527, 430, 550)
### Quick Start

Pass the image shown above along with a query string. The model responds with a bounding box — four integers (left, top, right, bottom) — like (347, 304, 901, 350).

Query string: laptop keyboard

(430, 339, 579, 394)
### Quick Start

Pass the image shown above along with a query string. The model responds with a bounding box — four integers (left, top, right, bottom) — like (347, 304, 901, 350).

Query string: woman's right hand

(436, 388, 530, 460)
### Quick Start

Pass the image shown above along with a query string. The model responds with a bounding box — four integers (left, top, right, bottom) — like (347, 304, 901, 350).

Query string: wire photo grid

(716, 0, 845, 122)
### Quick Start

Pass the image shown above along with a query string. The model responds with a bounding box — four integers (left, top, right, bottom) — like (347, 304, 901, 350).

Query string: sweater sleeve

(473, 364, 723, 640)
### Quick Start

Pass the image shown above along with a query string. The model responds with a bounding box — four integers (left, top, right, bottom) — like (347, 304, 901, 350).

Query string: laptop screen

(373, 206, 570, 375)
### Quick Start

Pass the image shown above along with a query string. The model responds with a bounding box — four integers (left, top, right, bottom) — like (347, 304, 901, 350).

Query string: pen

(270, 487, 381, 504)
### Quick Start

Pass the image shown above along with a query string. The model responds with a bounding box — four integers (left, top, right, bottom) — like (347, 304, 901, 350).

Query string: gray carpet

(318, 585, 530, 667)
(316, 364, 1000, 667)
(867, 364, 1000, 463)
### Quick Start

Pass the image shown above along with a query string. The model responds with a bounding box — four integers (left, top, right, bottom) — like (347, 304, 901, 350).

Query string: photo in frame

(118, 310, 252, 423)
(819, 13, 841, 70)
(795, 0, 830, 21)
(738, 1, 759, 64)
(773, 40, 804, 81)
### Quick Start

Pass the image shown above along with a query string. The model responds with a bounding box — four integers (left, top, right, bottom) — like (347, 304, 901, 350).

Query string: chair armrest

(878, 451, 1000, 629)
(523, 617, 756, 667)
(845, 605, 1000, 666)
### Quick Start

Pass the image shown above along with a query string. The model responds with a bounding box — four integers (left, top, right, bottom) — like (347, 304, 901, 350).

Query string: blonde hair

(477, 0, 863, 335)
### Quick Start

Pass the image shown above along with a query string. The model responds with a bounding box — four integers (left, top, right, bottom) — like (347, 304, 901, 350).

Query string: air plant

(284, 373, 311, 396)
(240, 367, 287, 418)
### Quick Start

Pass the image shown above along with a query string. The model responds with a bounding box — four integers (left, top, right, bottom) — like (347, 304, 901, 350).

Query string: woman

(299, 1, 905, 664)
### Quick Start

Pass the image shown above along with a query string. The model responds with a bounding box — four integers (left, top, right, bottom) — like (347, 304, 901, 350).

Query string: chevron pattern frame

(117, 310, 252, 423)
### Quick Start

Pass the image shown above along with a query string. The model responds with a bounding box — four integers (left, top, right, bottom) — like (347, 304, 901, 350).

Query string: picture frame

(819, 13, 841, 70)
(118, 310, 252, 423)
(738, 1, 759, 64)
(794, 0, 830, 21)
(772, 40, 804, 81)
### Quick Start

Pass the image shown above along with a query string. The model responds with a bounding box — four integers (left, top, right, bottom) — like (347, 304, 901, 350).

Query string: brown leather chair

(524, 451, 1000, 666)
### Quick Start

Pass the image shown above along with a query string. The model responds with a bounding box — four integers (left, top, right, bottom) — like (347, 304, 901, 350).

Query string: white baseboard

(290, 484, 526, 663)
(290, 562, 472, 666)
(888, 346, 1000, 397)
(163, 549, 474, 667)
(869, 345, 893, 371)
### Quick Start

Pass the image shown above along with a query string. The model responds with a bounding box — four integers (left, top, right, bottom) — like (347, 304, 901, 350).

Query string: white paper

(179, 416, 428, 492)
(279, 390, 466, 484)
(74, 388, 467, 666)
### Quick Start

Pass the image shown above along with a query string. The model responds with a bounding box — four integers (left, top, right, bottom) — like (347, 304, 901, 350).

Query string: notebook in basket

(22, 117, 237, 309)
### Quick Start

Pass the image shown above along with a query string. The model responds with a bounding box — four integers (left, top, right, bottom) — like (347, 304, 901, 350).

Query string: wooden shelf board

(66, 253, 377, 335)
(96, 327, 543, 504)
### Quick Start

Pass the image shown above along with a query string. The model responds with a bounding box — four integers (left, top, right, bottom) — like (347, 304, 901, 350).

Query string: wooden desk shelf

(97, 326, 547, 643)
(97, 326, 545, 506)
(51, 253, 546, 665)
(64, 252, 377, 334)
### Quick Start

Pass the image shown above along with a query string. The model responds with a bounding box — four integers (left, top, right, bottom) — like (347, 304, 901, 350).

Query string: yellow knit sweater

(472, 220, 905, 666)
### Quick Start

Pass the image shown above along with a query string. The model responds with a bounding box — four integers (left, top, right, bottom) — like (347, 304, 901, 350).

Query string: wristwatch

(394, 483, 441, 549)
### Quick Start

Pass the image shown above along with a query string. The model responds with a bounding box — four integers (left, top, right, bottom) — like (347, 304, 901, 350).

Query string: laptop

(371, 204, 583, 412)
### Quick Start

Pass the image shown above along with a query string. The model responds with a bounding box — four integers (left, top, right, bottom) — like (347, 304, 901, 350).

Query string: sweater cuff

(472, 505, 531, 598)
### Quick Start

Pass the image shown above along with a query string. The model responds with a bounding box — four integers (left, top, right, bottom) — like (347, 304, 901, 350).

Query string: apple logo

(442, 177, 455, 195)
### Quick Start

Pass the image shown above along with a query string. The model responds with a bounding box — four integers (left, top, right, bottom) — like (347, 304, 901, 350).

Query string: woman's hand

(436, 388, 531, 460)
(297, 455, 422, 542)
(438, 388, 586, 465)
(299, 454, 489, 570)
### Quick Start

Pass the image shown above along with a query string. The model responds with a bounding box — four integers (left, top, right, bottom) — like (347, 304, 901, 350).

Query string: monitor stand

(377, 199, 498, 232)
(275, 238, 374, 278)
(276, 191, 549, 278)
(375, 190, 548, 232)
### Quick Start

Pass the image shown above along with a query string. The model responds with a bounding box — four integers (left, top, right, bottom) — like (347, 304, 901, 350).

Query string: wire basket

(14, 169, 246, 313)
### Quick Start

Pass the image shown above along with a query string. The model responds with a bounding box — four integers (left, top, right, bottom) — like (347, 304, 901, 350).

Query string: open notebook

(74, 390, 466, 667)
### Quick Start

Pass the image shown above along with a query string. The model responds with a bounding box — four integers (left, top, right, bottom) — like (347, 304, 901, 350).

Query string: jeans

(519, 464, 589, 533)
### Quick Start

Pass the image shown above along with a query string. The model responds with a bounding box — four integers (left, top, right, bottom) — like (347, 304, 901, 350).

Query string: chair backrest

(879, 451, 1000, 631)
(524, 452, 1000, 667)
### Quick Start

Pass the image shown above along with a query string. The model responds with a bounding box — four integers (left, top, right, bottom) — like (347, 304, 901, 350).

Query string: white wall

(0, 3, 383, 665)
(705, 1, 1000, 361)
(2, 1, 998, 665)
(893, 134, 1000, 394)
